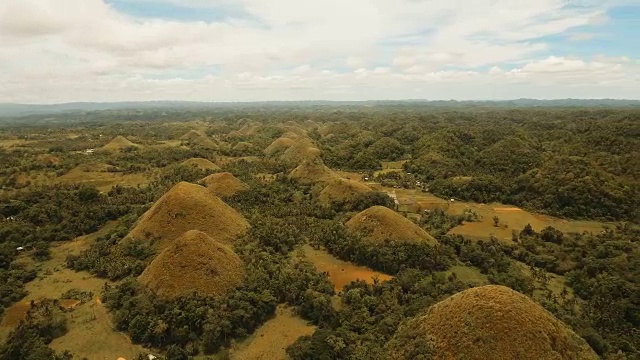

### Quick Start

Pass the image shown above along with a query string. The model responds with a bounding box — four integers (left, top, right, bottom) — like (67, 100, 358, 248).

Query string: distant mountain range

(1, 99, 639, 117)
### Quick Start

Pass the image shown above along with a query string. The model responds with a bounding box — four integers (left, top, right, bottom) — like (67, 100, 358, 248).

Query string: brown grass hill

(280, 137, 322, 165)
(181, 130, 219, 150)
(232, 141, 256, 151)
(279, 123, 307, 137)
(228, 123, 261, 137)
(180, 129, 207, 141)
(302, 119, 320, 130)
(181, 158, 221, 171)
(385, 285, 598, 360)
(318, 178, 373, 205)
(125, 182, 249, 251)
(138, 230, 244, 298)
(345, 206, 437, 245)
(201, 172, 249, 197)
(289, 159, 340, 185)
(264, 136, 296, 156)
(101, 136, 141, 151)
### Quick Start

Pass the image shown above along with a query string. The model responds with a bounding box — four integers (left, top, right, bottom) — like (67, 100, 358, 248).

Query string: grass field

(440, 265, 489, 285)
(57, 164, 152, 192)
(354, 181, 607, 243)
(0, 221, 154, 359)
(227, 306, 315, 360)
(300, 245, 393, 291)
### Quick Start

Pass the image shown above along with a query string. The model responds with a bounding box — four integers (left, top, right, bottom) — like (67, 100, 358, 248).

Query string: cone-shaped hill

(264, 137, 296, 155)
(232, 142, 256, 151)
(181, 158, 221, 171)
(289, 159, 340, 185)
(346, 206, 437, 245)
(280, 137, 321, 164)
(101, 136, 141, 151)
(180, 130, 219, 150)
(201, 172, 249, 197)
(318, 178, 373, 205)
(125, 182, 248, 250)
(180, 129, 207, 141)
(385, 285, 598, 360)
(138, 230, 244, 298)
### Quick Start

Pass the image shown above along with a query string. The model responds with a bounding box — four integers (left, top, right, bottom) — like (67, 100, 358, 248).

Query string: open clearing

(228, 306, 315, 360)
(300, 245, 393, 291)
(440, 265, 489, 286)
(57, 164, 151, 192)
(353, 181, 607, 243)
(0, 221, 152, 359)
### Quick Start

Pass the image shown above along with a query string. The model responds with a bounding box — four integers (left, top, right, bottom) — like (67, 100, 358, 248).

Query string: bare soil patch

(301, 245, 392, 291)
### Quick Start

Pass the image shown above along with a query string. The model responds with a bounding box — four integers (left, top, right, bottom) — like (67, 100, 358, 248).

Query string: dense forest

(0, 105, 638, 359)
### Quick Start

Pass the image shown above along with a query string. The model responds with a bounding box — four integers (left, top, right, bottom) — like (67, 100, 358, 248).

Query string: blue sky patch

(106, 0, 251, 23)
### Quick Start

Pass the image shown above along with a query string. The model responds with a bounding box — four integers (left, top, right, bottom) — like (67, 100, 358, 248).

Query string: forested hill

(1, 99, 640, 118)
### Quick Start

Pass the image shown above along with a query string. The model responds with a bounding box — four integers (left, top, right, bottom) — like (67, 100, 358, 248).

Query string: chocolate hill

(138, 230, 244, 298)
(318, 178, 373, 205)
(346, 206, 437, 245)
(101, 136, 141, 151)
(125, 182, 248, 250)
(289, 159, 340, 185)
(201, 172, 249, 197)
(385, 285, 598, 360)
(181, 158, 221, 171)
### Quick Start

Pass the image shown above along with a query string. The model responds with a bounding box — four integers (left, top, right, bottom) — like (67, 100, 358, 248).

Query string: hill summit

(138, 230, 244, 298)
(125, 182, 248, 250)
(385, 285, 598, 360)
(346, 206, 437, 245)
(318, 178, 373, 205)
(102, 135, 140, 151)
(201, 172, 248, 197)
(289, 159, 339, 185)
(181, 158, 221, 171)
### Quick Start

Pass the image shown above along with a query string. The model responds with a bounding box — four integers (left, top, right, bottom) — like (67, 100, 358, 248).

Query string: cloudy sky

(1, 0, 639, 103)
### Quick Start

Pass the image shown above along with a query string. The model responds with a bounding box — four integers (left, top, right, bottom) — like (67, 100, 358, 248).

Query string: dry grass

(229, 124, 261, 137)
(318, 178, 372, 205)
(264, 137, 296, 155)
(346, 206, 437, 245)
(350, 182, 607, 243)
(289, 160, 340, 185)
(139, 230, 244, 298)
(181, 130, 220, 150)
(125, 181, 249, 250)
(386, 285, 598, 360)
(279, 124, 307, 137)
(201, 172, 249, 197)
(102, 136, 141, 151)
(446, 201, 606, 243)
(180, 129, 208, 141)
(229, 305, 316, 360)
(50, 297, 152, 360)
(300, 245, 392, 291)
(56, 163, 151, 192)
(280, 137, 322, 165)
(181, 157, 221, 171)
(232, 141, 256, 151)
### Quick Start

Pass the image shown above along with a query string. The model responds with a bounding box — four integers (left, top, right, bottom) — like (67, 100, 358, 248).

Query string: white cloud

(0, 0, 637, 103)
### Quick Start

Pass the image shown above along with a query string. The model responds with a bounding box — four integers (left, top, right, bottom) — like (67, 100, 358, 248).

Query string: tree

(493, 216, 500, 227)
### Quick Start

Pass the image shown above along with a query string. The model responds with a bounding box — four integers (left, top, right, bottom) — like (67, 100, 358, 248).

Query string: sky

(0, 0, 639, 103)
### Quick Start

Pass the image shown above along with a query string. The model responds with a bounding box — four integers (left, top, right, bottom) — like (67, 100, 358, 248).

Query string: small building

(16, 246, 25, 252)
